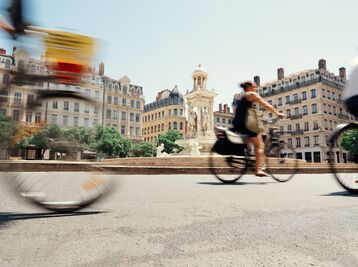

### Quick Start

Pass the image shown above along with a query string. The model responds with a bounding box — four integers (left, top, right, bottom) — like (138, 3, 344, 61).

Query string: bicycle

(329, 122, 358, 193)
(0, 0, 114, 212)
(209, 119, 298, 184)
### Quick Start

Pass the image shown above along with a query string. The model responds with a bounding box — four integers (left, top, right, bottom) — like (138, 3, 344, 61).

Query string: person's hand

(277, 112, 285, 119)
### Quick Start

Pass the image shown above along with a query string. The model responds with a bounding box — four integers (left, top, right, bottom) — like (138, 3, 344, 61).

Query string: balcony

(289, 99, 302, 105)
(290, 114, 303, 120)
(289, 130, 304, 135)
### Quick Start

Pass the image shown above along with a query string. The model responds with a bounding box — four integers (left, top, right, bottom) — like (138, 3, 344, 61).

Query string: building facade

(143, 87, 186, 144)
(0, 48, 144, 142)
(213, 103, 233, 128)
(257, 59, 356, 163)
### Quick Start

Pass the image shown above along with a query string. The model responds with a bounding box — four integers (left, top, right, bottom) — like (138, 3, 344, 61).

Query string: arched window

(173, 122, 177, 129)
(168, 122, 171, 130)
(161, 123, 164, 131)
(180, 122, 183, 130)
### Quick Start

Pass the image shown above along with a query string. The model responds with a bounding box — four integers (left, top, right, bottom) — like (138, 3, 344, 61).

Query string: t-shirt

(344, 58, 358, 99)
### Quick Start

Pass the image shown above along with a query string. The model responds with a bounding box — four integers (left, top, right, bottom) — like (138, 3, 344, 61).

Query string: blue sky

(1, 0, 357, 107)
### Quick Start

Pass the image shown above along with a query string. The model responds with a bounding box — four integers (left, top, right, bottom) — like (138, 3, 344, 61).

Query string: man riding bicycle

(345, 58, 358, 117)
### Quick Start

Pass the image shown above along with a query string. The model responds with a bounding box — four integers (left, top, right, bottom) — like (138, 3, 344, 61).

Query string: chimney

(99, 62, 105, 76)
(219, 103, 222, 112)
(277, 67, 284, 80)
(318, 59, 327, 71)
(224, 104, 228, 113)
(0, 48, 6, 55)
(253, 75, 260, 86)
(339, 67, 346, 79)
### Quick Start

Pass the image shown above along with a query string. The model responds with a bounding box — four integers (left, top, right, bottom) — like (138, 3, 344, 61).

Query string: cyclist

(345, 59, 358, 117)
(232, 81, 285, 177)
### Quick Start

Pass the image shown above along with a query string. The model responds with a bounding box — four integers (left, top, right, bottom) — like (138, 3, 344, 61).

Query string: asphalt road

(0, 173, 357, 266)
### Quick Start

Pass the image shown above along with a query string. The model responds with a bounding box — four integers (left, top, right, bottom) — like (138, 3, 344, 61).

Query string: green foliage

(0, 113, 18, 145)
(130, 141, 155, 157)
(93, 126, 130, 157)
(340, 129, 358, 155)
(157, 130, 183, 154)
(64, 127, 95, 148)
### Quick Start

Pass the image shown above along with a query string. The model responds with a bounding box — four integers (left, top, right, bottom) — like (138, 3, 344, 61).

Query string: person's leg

(248, 134, 267, 176)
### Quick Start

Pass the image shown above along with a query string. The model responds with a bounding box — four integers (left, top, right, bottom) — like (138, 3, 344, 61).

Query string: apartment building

(257, 59, 356, 163)
(143, 86, 186, 144)
(0, 48, 145, 142)
(213, 103, 233, 128)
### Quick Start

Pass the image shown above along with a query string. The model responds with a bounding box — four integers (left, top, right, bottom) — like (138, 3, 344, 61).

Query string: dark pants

(346, 95, 358, 118)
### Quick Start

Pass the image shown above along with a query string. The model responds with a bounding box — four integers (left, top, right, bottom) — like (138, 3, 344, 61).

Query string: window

(35, 113, 41, 123)
(94, 106, 99, 115)
(83, 118, 89, 128)
(5, 58, 11, 69)
(314, 135, 319, 145)
(278, 98, 282, 106)
(3, 73, 9, 84)
(285, 96, 290, 104)
(25, 112, 32, 123)
(313, 120, 319, 130)
(173, 122, 178, 129)
(287, 124, 292, 131)
(121, 111, 126, 121)
(95, 91, 100, 100)
(73, 117, 79, 127)
(135, 127, 140, 136)
(295, 123, 300, 131)
(106, 109, 111, 119)
(303, 106, 308, 115)
(51, 114, 57, 124)
(130, 100, 135, 108)
(52, 101, 58, 109)
(136, 101, 140, 109)
(313, 152, 321, 163)
(180, 122, 183, 130)
(63, 101, 69, 111)
(85, 89, 91, 96)
(122, 98, 126, 106)
(304, 136, 310, 146)
(84, 103, 90, 113)
(130, 113, 134, 122)
(169, 109, 172, 116)
(311, 103, 317, 114)
(114, 97, 118, 105)
(63, 115, 68, 127)
(174, 109, 178, 116)
(310, 89, 316, 98)
(14, 92, 22, 104)
(304, 121, 309, 131)
(135, 114, 140, 122)
(296, 138, 301, 147)
(12, 110, 20, 121)
(293, 94, 298, 102)
(302, 91, 307, 100)
(74, 102, 79, 112)
(216, 117, 220, 123)
(305, 152, 312, 162)
(294, 107, 299, 116)
(130, 126, 134, 136)
(121, 125, 125, 135)
(107, 96, 112, 104)
(286, 109, 291, 117)
(113, 110, 118, 120)
(223, 118, 226, 123)
(288, 138, 292, 147)
(27, 94, 34, 105)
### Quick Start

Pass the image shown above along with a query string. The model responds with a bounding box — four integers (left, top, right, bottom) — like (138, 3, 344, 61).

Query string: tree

(64, 126, 95, 149)
(130, 141, 155, 157)
(93, 126, 131, 157)
(340, 129, 358, 160)
(0, 113, 18, 146)
(157, 130, 183, 154)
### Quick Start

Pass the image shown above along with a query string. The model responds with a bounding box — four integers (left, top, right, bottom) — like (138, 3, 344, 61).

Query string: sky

(0, 0, 357, 107)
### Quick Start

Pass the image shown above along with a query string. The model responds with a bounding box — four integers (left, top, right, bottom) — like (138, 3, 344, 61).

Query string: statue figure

(188, 107, 198, 137)
(156, 143, 165, 157)
(189, 139, 202, 157)
(201, 108, 209, 132)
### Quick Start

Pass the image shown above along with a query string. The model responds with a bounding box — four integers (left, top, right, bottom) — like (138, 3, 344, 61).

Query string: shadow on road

(321, 191, 358, 197)
(197, 181, 277, 186)
(0, 211, 107, 227)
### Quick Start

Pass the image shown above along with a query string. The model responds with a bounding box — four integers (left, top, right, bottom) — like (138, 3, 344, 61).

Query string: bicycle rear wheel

(329, 123, 358, 193)
(266, 142, 298, 182)
(209, 148, 248, 184)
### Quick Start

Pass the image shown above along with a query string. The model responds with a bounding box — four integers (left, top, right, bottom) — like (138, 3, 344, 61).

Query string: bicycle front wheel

(329, 123, 358, 193)
(266, 143, 298, 182)
(209, 149, 248, 184)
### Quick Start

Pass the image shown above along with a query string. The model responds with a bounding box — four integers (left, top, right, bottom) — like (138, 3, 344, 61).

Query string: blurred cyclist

(232, 81, 285, 177)
(345, 58, 358, 117)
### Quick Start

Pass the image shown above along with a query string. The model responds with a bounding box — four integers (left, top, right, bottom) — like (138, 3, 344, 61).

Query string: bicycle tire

(1, 70, 115, 212)
(329, 123, 358, 193)
(266, 142, 298, 182)
(209, 148, 248, 184)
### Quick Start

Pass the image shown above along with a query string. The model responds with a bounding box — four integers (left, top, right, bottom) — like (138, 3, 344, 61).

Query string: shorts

(345, 95, 358, 118)
(235, 126, 258, 138)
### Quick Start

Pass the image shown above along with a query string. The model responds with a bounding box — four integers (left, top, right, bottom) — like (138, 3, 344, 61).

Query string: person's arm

(246, 92, 285, 118)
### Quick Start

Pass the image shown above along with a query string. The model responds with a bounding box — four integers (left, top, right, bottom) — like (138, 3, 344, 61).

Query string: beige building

(213, 103, 233, 128)
(142, 87, 186, 144)
(256, 59, 356, 163)
(0, 48, 145, 143)
(103, 75, 144, 141)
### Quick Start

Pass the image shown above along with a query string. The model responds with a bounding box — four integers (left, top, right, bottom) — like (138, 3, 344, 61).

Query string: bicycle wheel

(209, 148, 248, 184)
(266, 142, 298, 182)
(1, 72, 115, 212)
(329, 123, 358, 193)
